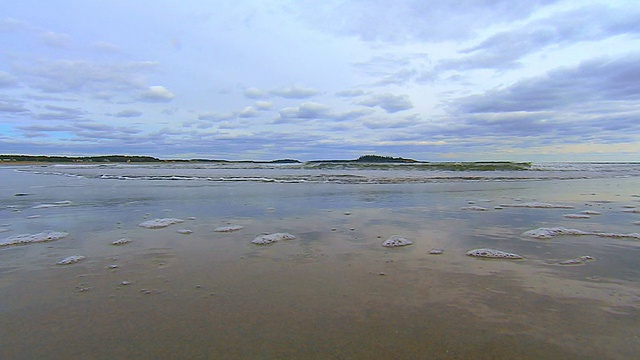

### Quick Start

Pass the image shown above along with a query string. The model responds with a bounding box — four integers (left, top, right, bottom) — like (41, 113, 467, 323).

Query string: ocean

(1, 162, 639, 359)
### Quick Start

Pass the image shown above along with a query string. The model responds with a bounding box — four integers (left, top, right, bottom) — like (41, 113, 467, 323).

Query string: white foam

(622, 208, 640, 213)
(111, 238, 132, 245)
(56, 255, 85, 265)
(138, 218, 185, 229)
(177, 229, 193, 235)
(32, 200, 73, 209)
(466, 248, 523, 259)
(214, 225, 244, 232)
(499, 202, 574, 209)
(558, 255, 594, 265)
(252, 232, 296, 245)
(523, 227, 640, 240)
(382, 235, 413, 247)
(564, 214, 591, 219)
(580, 210, 602, 215)
(1, 231, 69, 247)
(460, 206, 489, 211)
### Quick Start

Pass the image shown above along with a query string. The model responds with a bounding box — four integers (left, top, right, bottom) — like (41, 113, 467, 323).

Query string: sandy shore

(1, 168, 639, 359)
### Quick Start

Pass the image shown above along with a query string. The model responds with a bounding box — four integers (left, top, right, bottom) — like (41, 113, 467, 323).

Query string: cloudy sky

(1, 0, 639, 161)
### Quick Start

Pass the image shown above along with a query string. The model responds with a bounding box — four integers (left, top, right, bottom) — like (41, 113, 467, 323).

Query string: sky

(1, 0, 640, 161)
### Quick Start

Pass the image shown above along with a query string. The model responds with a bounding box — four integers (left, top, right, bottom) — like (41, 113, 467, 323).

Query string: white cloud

(0, 71, 18, 87)
(40, 31, 72, 48)
(357, 93, 413, 113)
(138, 85, 175, 103)
(238, 106, 259, 118)
(254, 101, 273, 110)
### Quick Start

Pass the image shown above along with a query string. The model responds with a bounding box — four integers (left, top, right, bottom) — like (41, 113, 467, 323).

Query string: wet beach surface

(1, 167, 639, 359)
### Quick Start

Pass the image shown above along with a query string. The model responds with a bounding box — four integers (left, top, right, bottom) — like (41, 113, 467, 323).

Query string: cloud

(243, 87, 270, 99)
(40, 31, 72, 48)
(238, 106, 259, 118)
(296, 0, 557, 43)
(90, 41, 121, 53)
(113, 109, 143, 118)
(357, 93, 413, 113)
(335, 89, 365, 97)
(0, 71, 18, 87)
(277, 102, 331, 121)
(254, 101, 272, 110)
(138, 85, 175, 102)
(15, 59, 158, 94)
(440, 4, 640, 71)
(0, 101, 29, 114)
(198, 111, 236, 121)
(0, 17, 31, 32)
(455, 54, 640, 114)
(271, 86, 319, 99)
(361, 115, 421, 129)
(243, 86, 319, 99)
(33, 105, 85, 120)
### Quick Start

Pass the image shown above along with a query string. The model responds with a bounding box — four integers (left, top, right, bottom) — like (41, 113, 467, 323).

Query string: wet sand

(1, 168, 639, 359)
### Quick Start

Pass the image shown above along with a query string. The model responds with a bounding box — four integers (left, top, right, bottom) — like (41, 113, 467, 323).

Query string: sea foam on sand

(214, 225, 244, 232)
(466, 248, 523, 259)
(138, 218, 184, 229)
(523, 227, 640, 240)
(252, 232, 296, 245)
(1, 231, 68, 247)
(56, 255, 85, 265)
(382, 235, 413, 247)
(499, 202, 574, 209)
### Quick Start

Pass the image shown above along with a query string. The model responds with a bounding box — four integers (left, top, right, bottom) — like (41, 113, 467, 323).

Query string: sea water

(1, 163, 639, 359)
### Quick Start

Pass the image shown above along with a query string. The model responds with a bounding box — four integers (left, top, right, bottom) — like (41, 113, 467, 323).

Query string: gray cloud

(0, 71, 18, 87)
(243, 86, 319, 99)
(357, 93, 413, 113)
(14, 59, 158, 94)
(455, 54, 640, 114)
(198, 111, 237, 121)
(113, 109, 143, 118)
(278, 102, 331, 121)
(335, 89, 365, 97)
(441, 4, 640, 71)
(138, 85, 175, 103)
(0, 101, 29, 114)
(296, 0, 557, 43)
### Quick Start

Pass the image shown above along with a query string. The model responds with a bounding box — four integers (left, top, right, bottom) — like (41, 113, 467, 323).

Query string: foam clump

(56, 255, 85, 265)
(558, 255, 594, 265)
(564, 214, 590, 219)
(214, 225, 244, 232)
(32, 200, 73, 209)
(466, 248, 523, 259)
(500, 202, 574, 209)
(523, 227, 640, 240)
(177, 229, 193, 235)
(622, 208, 640, 213)
(1, 231, 69, 247)
(522, 227, 590, 239)
(581, 210, 602, 215)
(460, 206, 489, 211)
(382, 235, 413, 247)
(138, 218, 185, 229)
(252, 232, 296, 245)
(111, 238, 132, 245)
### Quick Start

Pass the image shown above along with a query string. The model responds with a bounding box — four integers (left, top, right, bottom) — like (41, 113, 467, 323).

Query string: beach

(1, 164, 640, 359)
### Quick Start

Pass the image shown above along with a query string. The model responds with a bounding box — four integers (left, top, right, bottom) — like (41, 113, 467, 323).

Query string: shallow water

(1, 166, 639, 359)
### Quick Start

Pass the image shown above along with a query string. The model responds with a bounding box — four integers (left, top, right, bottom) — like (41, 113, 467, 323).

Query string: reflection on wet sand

(1, 170, 639, 359)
